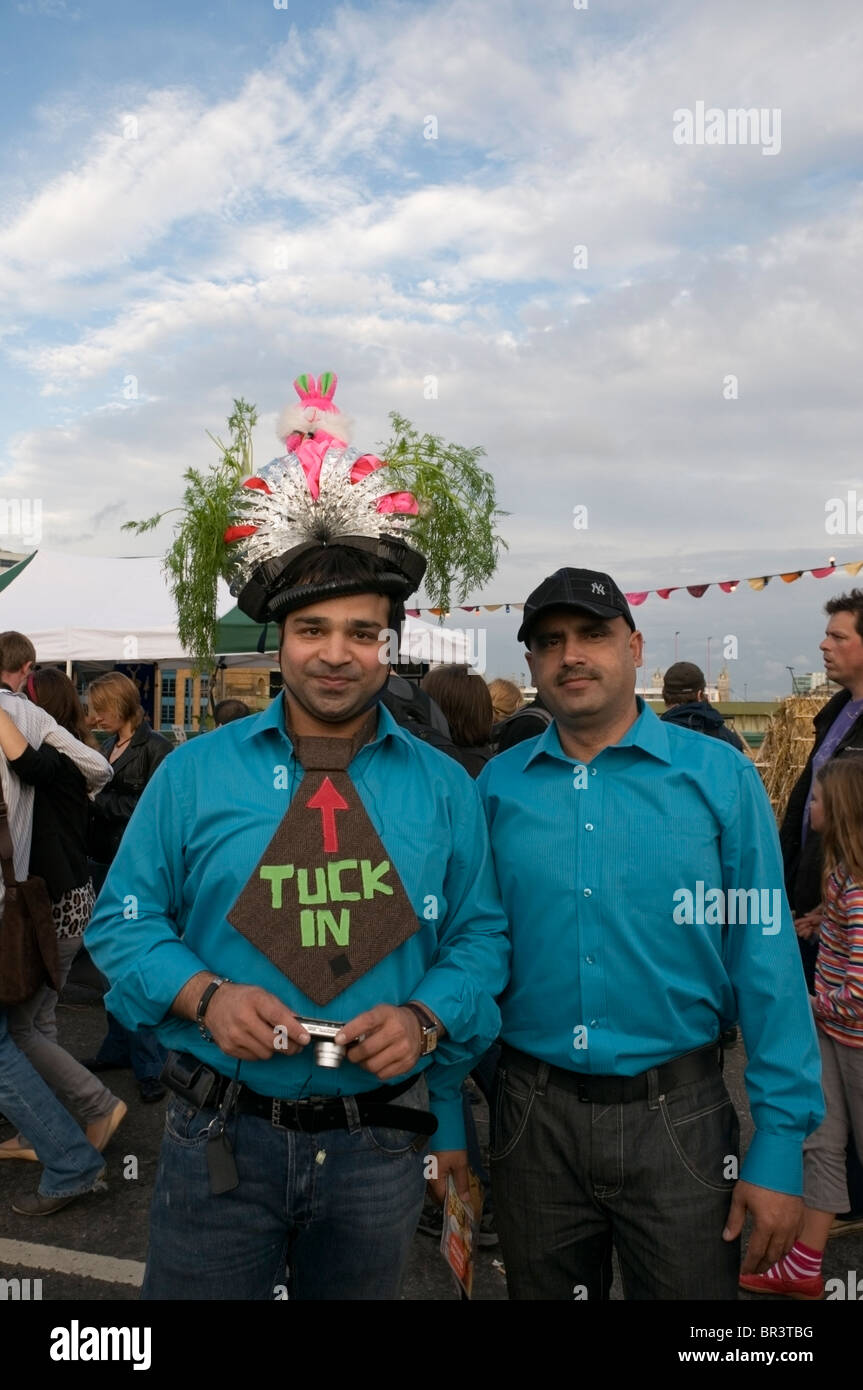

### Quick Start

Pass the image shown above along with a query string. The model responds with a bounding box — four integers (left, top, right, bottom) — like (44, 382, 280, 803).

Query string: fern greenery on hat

(124, 374, 505, 670)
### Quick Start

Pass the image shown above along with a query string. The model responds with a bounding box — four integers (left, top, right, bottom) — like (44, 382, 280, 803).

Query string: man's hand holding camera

(336, 1004, 440, 1080)
(173, 974, 311, 1059)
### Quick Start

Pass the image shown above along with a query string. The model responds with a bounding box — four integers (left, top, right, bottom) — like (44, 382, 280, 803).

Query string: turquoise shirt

(85, 696, 510, 1150)
(477, 699, 824, 1194)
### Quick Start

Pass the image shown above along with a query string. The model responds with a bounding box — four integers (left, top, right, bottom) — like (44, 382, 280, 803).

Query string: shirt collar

(523, 696, 673, 769)
(238, 689, 411, 755)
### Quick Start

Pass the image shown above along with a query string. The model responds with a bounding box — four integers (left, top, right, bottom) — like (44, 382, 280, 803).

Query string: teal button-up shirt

(477, 699, 823, 1194)
(85, 696, 510, 1150)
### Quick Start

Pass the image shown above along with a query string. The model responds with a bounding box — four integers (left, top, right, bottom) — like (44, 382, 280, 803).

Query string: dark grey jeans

(490, 1051, 741, 1300)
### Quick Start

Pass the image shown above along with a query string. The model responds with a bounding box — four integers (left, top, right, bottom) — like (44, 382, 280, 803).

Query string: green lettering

(316, 909, 350, 946)
(326, 859, 360, 902)
(259, 864, 295, 908)
(360, 859, 393, 899)
(300, 909, 316, 946)
(297, 866, 328, 904)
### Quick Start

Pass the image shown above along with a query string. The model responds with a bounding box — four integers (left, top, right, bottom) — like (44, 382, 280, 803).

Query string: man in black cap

(476, 566, 822, 1300)
(661, 660, 746, 752)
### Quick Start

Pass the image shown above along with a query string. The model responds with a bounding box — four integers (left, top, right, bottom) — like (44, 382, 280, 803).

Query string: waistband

(500, 1039, 723, 1104)
(163, 1053, 437, 1137)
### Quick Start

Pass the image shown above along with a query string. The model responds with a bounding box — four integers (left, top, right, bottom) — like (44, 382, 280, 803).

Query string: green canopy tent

(214, 605, 275, 657)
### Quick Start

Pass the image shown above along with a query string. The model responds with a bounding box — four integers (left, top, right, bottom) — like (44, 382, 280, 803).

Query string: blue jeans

(0, 1010, 104, 1199)
(142, 1078, 429, 1300)
(95, 1011, 165, 1082)
(490, 1049, 741, 1300)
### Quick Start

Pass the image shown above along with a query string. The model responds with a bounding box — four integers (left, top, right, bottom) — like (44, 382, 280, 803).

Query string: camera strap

(206, 1062, 241, 1194)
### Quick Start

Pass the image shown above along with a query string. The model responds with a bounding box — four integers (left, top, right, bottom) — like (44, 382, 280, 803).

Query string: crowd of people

(0, 568, 861, 1300)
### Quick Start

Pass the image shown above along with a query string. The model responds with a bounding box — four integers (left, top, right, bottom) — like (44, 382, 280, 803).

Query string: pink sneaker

(739, 1269, 824, 1300)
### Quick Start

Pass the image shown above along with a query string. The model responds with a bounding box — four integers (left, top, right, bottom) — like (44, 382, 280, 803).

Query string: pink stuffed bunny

(223, 372, 417, 545)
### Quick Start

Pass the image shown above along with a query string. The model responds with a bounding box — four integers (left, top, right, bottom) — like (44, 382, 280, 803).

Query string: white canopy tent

(0, 550, 474, 668)
(0, 550, 234, 663)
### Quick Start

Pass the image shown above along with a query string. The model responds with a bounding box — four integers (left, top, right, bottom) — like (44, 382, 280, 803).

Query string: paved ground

(1, 992, 861, 1304)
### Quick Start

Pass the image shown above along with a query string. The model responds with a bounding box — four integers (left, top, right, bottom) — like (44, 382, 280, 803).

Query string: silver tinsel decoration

(227, 444, 418, 595)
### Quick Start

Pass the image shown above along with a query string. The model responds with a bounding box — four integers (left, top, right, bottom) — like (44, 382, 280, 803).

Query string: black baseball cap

(517, 567, 636, 645)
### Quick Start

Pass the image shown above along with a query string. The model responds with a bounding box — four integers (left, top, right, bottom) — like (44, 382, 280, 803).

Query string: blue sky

(0, 0, 861, 695)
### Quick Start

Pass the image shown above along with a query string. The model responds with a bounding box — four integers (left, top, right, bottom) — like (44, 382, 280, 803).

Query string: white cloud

(1, 0, 862, 695)
(17, 0, 80, 18)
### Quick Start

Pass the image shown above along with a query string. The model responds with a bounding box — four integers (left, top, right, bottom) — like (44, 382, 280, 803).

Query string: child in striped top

(740, 758, 863, 1300)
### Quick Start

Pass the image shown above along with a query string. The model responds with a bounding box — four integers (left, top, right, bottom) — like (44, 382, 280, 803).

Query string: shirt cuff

(100, 944, 211, 1032)
(740, 1130, 805, 1196)
(428, 1094, 466, 1152)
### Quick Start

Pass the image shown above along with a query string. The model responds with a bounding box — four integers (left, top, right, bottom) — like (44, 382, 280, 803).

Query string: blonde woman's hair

(88, 672, 145, 730)
(487, 677, 524, 723)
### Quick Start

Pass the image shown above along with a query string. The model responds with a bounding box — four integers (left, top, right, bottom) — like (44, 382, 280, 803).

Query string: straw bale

(755, 695, 831, 820)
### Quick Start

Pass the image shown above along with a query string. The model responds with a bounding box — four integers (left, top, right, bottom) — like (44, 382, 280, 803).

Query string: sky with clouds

(0, 0, 861, 695)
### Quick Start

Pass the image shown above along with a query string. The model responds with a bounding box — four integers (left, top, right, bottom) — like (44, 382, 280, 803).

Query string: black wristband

(196, 977, 230, 1042)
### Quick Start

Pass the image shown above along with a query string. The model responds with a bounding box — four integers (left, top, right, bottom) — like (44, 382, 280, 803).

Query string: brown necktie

(227, 713, 420, 1007)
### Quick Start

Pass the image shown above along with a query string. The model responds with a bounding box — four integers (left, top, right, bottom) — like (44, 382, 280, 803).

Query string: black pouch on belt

(160, 1050, 220, 1109)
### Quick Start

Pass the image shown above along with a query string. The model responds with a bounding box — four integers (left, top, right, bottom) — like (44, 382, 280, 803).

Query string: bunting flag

(402, 559, 857, 615)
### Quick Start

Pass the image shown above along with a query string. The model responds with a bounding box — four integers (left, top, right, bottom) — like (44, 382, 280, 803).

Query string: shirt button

(589, 1019, 599, 1029)
(583, 888, 592, 897)
(585, 954, 595, 965)
(585, 823, 594, 831)
(590, 768, 597, 776)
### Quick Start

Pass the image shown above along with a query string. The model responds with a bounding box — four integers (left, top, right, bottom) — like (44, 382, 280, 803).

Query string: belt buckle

(272, 1098, 300, 1129)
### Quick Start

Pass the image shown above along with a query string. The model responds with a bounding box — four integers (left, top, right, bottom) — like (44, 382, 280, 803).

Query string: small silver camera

(295, 1017, 347, 1069)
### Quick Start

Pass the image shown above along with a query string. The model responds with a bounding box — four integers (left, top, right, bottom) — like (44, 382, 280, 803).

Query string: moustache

(557, 669, 600, 683)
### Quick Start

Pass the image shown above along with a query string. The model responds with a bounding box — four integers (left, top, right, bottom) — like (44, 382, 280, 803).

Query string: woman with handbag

(84, 672, 172, 1102)
(0, 669, 127, 1161)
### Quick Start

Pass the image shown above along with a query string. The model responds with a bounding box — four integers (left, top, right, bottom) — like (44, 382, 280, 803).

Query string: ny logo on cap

(591, 582, 606, 595)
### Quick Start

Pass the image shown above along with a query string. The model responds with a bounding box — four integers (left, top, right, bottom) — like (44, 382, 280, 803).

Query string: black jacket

(660, 701, 746, 753)
(779, 687, 863, 914)
(88, 721, 172, 865)
(8, 742, 96, 900)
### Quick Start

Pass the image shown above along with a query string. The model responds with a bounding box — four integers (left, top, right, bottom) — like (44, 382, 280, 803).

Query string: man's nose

(319, 633, 352, 665)
(560, 637, 589, 665)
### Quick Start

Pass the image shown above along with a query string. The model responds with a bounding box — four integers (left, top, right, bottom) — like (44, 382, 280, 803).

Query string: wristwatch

(404, 1001, 439, 1056)
(196, 977, 231, 1043)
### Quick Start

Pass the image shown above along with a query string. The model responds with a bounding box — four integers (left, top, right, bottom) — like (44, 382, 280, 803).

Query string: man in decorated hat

(86, 375, 509, 1301)
(477, 565, 823, 1300)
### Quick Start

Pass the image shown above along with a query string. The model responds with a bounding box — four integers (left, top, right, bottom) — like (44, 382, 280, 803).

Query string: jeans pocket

(363, 1076, 429, 1158)
(489, 1064, 537, 1162)
(164, 1097, 212, 1147)
(658, 1082, 739, 1192)
(364, 1125, 426, 1158)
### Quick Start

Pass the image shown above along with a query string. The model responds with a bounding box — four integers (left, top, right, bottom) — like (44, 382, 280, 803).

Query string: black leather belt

(500, 1039, 723, 1104)
(191, 1070, 438, 1137)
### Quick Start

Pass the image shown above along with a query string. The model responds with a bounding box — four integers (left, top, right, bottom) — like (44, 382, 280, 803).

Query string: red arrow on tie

(306, 777, 350, 853)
